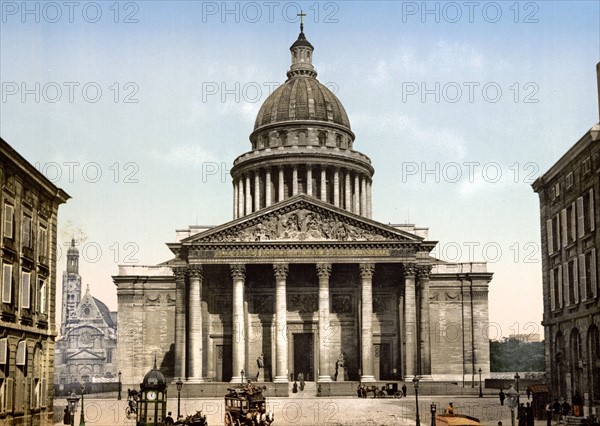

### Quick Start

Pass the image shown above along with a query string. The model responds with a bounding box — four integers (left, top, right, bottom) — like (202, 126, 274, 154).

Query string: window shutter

(21, 271, 30, 309)
(571, 202, 577, 241)
(579, 254, 587, 301)
(546, 219, 554, 254)
(592, 249, 597, 299)
(0, 338, 7, 364)
(2, 264, 12, 304)
(4, 205, 13, 239)
(573, 260, 579, 303)
(558, 265, 563, 307)
(30, 378, 36, 409)
(590, 189, 595, 231)
(16, 341, 26, 366)
(40, 378, 47, 407)
(550, 271, 555, 310)
(577, 197, 585, 238)
(563, 263, 569, 306)
(561, 209, 567, 247)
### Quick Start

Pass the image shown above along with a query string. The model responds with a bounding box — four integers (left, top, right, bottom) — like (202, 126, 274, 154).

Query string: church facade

(115, 27, 493, 394)
(54, 239, 118, 387)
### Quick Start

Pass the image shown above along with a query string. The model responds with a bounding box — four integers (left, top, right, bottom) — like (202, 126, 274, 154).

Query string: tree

(490, 338, 545, 372)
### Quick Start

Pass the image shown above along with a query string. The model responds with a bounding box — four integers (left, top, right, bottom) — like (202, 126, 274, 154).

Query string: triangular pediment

(182, 195, 423, 244)
(67, 349, 105, 361)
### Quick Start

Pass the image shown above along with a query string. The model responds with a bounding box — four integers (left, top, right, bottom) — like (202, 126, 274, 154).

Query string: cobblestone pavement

(53, 395, 552, 425)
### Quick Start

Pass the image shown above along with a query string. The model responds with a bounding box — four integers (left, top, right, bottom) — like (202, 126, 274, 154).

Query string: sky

(1, 0, 599, 340)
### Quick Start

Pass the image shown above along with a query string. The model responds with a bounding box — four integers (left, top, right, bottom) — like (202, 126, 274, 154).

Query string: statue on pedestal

(256, 353, 265, 382)
(335, 353, 347, 382)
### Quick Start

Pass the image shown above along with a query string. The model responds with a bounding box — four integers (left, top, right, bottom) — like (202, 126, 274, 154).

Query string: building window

(566, 172, 574, 189)
(335, 134, 342, 147)
(582, 157, 591, 175)
(582, 249, 597, 300)
(20, 271, 31, 309)
(552, 214, 560, 252)
(2, 263, 12, 304)
(562, 203, 576, 246)
(38, 225, 47, 260)
(578, 189, 596, 237)
(3, 204, 13, 239)
(550, 265, 562, 310)
(22, 215, 32, 248)
(318, 132, 327, 146)
(38, 280, 46, 314)
(565, 259, 578, 305)
(551, 182, 560, 201)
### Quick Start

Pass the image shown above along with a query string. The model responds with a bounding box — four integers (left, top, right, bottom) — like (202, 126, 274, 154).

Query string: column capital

(172, 266, 187, 281)
(188, 264, 203, 279)
(273, 263, 289, 279)
(417, 264, 432, 280)
(403, 263, 417, 278)
(359, 263, 375, 279)
(306, 163, 314, 170)
(230, 264, 246, 280)
(316, 263, 332, 279)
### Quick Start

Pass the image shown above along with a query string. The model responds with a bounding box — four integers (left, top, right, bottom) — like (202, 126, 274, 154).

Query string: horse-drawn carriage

(357, 383, 403, 398)
(224, 382, 274, 425)
(176, 411, 208, 426)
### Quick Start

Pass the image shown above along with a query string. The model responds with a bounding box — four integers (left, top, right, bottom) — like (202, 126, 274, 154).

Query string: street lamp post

(79, 383, 86, 426)
(478, 368, 483, 398)
(430, 402, 436, 426)
(506, 385, 519, 426)
(175, 380, 183, 420)
(117, 371, 122, 400)
(413, 377, 420, 426)
(66, 392, 80, 426)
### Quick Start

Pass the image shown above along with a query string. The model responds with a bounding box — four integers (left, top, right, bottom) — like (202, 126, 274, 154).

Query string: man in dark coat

(499, 389, 506, 406)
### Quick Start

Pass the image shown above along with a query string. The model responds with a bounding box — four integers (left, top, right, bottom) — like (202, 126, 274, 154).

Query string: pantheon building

(114, 26, 493, 395)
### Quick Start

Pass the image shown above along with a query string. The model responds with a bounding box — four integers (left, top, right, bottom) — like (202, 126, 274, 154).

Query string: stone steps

(289, 381, 317, 397)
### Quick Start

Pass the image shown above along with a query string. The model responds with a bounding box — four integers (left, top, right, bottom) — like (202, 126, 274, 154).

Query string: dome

(141, 362, 167, 390)
(254, 78, 351, 131)
(67, 238, 78, 256)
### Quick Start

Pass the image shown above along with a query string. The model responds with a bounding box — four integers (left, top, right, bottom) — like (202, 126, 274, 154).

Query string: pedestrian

(63, 407, 71, 425)
(318, 384, 322, 397)
(561, 398, 571, 419)
(402, 383, 407, 397)
(165, 412, 174, 426)
(545, 400, 552, 426)
(526, 387, 531, 400)
(298, 372, 305, 391)
(446, 402, 454, 415)
(552, 399, 561, 424)
(499, 389, 506, 406)
(518, 403, 526, 426)
(572, 390, 583, 417)
(292, 381, 298, 393)
(525, 402, 534, 426)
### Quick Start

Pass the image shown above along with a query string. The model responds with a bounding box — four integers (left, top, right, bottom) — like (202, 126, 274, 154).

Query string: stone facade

(54, 240, 118, 387)
(114, 27, 493, 393)
(0, 137, 69, 425)
(532, 65, 600, 416)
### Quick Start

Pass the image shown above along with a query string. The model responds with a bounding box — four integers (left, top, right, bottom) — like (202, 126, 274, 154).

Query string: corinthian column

(403, 263, 417, 379)
(173, 266, 186, 381)
(292, 165, 298, 196)
(238, 178, 245, 219)
(353, 174, 360, 214)
(316, 263, 332, 382)
(278, 166, 285, 202)
(320, 167, 327, 201)
(359, 263, 376, 382)
(333, 168, 340, 208)
(360, 176, 367, 216)
(306, 164, 313, 196)
(344, 171, 351, 212)
(188, 265, 203, 382)
(245, 174, 252, 215)
(230, 265, 246, 383)
(366, 180, 372, 219)
(265, 168, 272, 207)
(254, 170, 261, 211)
(417, 264, 432, 376)
(233, 180, 238, 220)
(273, 263, 289, 383)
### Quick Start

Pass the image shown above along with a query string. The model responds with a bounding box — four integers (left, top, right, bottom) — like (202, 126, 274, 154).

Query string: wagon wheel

(376, 390, 386, 398)
(225, 412, 235, 426)
(394, 391, 403, 398)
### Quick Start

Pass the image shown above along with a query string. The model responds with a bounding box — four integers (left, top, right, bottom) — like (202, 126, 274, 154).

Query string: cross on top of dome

(288, 11, 316, 79)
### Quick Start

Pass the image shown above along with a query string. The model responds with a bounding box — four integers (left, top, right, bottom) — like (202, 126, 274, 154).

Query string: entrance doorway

(216, 344, 232, 382)
(293, 333, 314, 381)
(374, 343, 391, 380)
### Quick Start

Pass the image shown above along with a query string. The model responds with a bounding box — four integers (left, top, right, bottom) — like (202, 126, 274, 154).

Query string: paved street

(54, 394, 552, 425)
